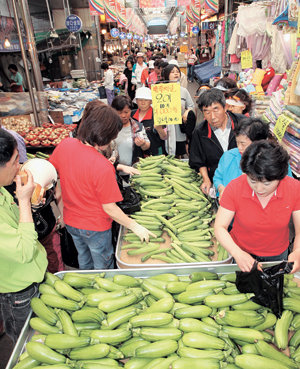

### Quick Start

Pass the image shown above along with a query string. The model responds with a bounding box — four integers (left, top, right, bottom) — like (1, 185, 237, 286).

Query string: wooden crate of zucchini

(9, 266, 300, 369)
(118, 155, 230, 267)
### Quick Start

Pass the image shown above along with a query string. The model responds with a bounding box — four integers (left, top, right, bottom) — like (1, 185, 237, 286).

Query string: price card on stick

(241, 50, 253, 70)
(273, 114, 293, 142)
(151, 83, 182, 126)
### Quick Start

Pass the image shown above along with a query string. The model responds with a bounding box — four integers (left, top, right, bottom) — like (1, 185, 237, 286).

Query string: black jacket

(189, 112, 243, 181)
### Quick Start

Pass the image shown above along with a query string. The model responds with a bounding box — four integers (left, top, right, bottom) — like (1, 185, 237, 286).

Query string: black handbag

(57, 227, 79, 268)
(116, 173, 141, 214)
(98, 86, 107, 99)
(180, 110, 196, 140)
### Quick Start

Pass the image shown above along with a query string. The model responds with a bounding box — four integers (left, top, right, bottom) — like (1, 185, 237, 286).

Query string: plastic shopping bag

(236, 261, 294, 317)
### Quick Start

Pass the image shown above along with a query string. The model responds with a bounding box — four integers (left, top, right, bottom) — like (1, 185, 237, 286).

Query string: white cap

(226, 98, 245, 107)
(136, 52, 144, 57)
(133, 87, 152, 103)
(215, 85, 228, 91)
(169, 59, 179, 66)
(148, 60, 155, 69)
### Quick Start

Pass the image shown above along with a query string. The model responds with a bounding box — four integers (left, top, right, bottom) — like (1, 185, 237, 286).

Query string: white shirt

(213, 116, 231, 152)
(103, 69, 114, 90)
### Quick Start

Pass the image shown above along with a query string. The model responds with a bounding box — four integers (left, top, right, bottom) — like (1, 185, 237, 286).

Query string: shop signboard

(65, 14, 82, 33)
(119, 32, 126, 39)
(180, 32, 186, 37)
(126, 32, 133, 39)
(273, 114, 293, 142)
(110, 28, 120, 37)
(140, 36, 144, 41)
(192, 26, 199, 34)
(151, 83, 182, 126)
(241, 49, 253, 69)
(134, 34, 140, 39)
(202, 21, 218, 30)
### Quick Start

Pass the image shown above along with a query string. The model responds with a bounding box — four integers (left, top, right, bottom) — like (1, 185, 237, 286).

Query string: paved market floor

(0, 79, 200, 369)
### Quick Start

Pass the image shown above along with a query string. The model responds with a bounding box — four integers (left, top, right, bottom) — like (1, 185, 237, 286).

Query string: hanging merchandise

(214, 23, 222, 67)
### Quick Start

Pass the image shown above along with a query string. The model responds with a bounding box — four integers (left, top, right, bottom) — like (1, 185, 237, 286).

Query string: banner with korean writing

(104, 0, 117, 22)
(191, 0, 200, 21)
(117, 0, 126, 27)
(139, 0, 165, 7)
(186, 5, 194, 23)
(205, 0, 218, 15)
(126, 8, 134, 30)
(151, 83, 182, 126)
(273, 114, 293, 142)
(176, 0, 191, 6)
(89, 0, 105, 15)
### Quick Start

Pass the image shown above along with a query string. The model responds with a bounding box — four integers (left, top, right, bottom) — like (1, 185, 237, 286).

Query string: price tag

(151, 83, 182, 126)
(241, 50, 253, 70)
(273, 114, 293, 142)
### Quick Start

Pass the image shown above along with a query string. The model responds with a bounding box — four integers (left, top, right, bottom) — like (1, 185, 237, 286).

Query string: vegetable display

(120, 155, 228, 265)
(13, 270, 300, 369)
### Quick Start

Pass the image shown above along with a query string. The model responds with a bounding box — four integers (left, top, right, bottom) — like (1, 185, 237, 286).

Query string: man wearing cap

(0, 128, 48, 344)
(131, 52, 148, 89)
(189, 88, 243, 195)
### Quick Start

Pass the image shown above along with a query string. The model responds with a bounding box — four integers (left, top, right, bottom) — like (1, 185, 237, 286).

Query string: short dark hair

(162, 64, 180, 81)
(197, 88, 226, 111)
(241, 140, 289, 181)
(77, 100, 122, 147)
(8, 64, 18, 72)
(101, 62, 109, 70)
(0, 128, 17, 167)
(234, 117, 270, 142)
(111, 95, 133, 111)
(214, 77, 237, 90)
(154, 59, 162, 68)
(125, 59, 134, 68)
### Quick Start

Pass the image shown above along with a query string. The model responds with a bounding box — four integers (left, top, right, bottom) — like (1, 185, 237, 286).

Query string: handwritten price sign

(151, 83, 182, 126)
(241, 50, 253, 70)
(273, 114, 293, 142)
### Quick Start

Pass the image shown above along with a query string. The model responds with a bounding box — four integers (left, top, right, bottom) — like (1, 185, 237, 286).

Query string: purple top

(3, 127, 27, 163)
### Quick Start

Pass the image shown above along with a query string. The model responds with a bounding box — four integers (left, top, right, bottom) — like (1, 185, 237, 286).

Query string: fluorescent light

(50, 30, 59, 38)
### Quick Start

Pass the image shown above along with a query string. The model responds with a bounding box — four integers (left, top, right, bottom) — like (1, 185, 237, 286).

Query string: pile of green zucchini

(14, 271, 300, 369)
(27, 152, 50, 160)
(123, 155, 228, 264)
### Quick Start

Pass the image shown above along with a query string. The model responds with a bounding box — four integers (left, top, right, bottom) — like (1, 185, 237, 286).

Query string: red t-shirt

(50, 138, 123, 232)
(220, 174, 300, 256)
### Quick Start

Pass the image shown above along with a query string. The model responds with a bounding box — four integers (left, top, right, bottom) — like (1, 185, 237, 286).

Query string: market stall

(6, 266, 300, 369)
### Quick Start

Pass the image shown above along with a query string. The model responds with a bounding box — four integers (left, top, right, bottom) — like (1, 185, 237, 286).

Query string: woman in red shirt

(214, 140, 300, 273)
(50, 100, 154, 270)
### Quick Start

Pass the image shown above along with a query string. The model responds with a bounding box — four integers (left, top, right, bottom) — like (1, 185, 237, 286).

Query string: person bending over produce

(0, 129, 48, 343)
(50, 100, 155, 270)
(213, 117, 293, 199)
(214, 140, 300, 273)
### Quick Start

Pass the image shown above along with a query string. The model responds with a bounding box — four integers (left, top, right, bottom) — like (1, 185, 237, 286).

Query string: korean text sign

(151, 83, 182, 126)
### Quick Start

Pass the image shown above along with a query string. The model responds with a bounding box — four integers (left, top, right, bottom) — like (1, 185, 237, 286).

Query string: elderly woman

(214, 140, 300, 273)
(50, 100, 154, 270)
